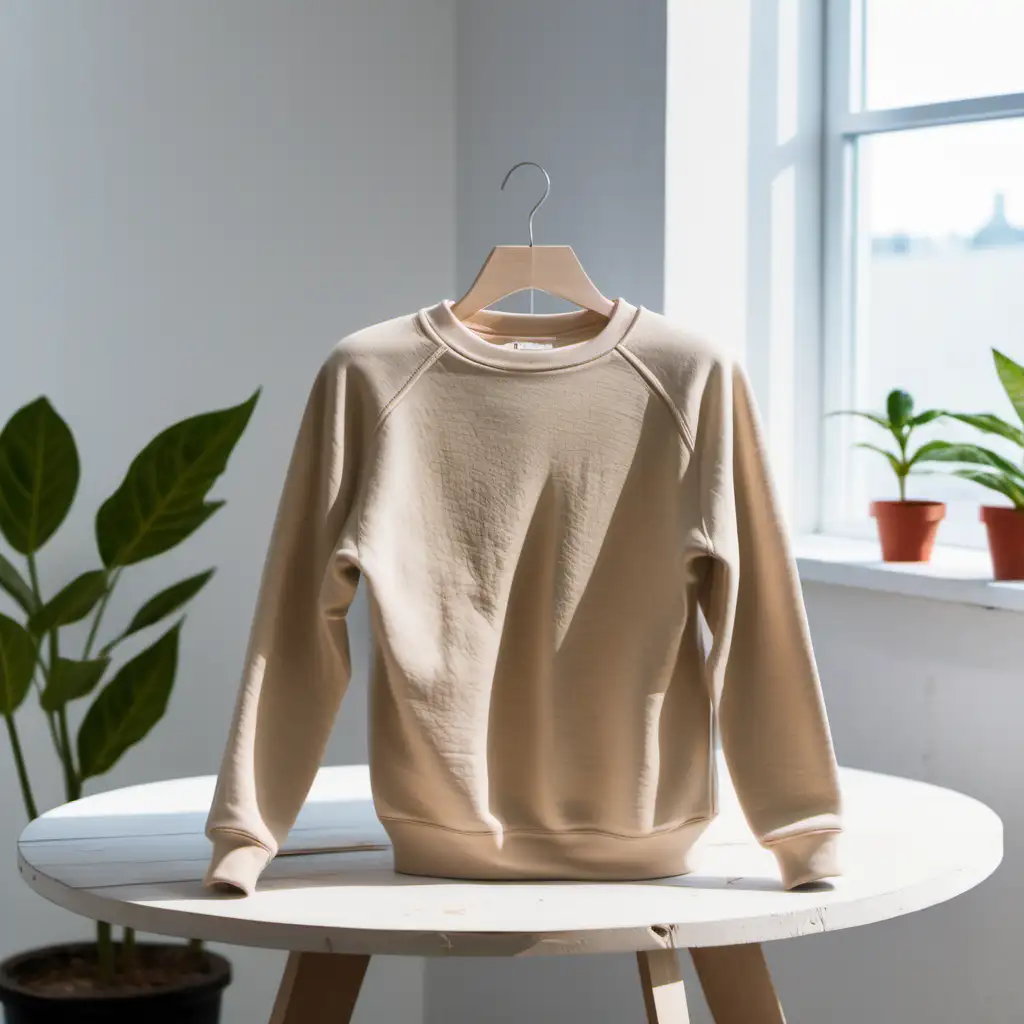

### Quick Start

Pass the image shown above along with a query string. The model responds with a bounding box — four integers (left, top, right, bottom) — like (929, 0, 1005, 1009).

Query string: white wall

(454, 0, 666, 312)
(775, 584, 1023, 1023)
(0, 2, 455, 1021)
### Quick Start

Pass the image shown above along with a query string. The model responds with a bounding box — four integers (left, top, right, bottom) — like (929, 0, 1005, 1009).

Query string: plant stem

(3, 713, 39, 820)
(30, 636, 66, 768)
(25, 551, 79, 799)
(897, 429, 909, 501)
(31, 671, 64, 762)
(26, 551, 59, 672)
(26, 551, 42, 608)
(96, 921, 115, 986)
(58, 708, 80, 801)
(83, 569, 119, 661)
(122, 926, 138, 975)
(48, 637, 80, 803)
(188, 936, 205, 967)
(28, 629, 64, 766)
(53, 567, 122, 804)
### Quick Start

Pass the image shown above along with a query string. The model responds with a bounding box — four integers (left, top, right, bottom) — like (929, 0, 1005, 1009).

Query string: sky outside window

(863, 0, 1024, 237)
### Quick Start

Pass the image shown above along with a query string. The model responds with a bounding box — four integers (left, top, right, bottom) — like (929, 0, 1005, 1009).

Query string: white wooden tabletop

(17, 759, 1002, 957)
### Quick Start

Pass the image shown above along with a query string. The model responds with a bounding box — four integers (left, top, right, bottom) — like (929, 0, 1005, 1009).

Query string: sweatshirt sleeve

(204, 349, 363, 895)
(696, 359, 842, 890)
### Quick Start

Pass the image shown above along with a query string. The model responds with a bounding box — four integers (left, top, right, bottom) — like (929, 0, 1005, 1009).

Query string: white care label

(501, 340, 555, 350)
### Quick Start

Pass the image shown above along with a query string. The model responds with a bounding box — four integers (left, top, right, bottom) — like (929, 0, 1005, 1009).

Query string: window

(821, 0, 1024, 547)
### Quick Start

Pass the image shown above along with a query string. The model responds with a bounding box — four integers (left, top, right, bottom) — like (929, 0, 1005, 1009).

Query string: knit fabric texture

(204, 298, 842, 895)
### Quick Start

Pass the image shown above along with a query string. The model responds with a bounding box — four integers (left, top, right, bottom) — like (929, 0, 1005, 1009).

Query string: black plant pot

(0, 943, 231, 1024)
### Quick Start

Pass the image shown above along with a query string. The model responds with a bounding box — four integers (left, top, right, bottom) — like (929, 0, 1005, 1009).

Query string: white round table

(17, 760, 1002, 1023)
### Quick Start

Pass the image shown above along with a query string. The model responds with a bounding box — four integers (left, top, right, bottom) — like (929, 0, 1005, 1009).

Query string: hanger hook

(500, 161, 551, 247)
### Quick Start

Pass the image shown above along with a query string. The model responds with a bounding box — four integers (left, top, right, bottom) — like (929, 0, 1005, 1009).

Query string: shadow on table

(664, 874, 834, 893)
(23, 792, 834, 901)
(180, 856, 832, 901)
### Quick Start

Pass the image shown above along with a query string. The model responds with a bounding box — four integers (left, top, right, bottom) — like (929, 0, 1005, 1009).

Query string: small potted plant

(919, 348, 1024, 581)
(832, 389, 948, 562)
(0, 389, 258, 1023)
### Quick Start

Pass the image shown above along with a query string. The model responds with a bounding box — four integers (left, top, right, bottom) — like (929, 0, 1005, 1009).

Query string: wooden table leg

(689, 944, 786, 1023)
(269, 952, 371, 1024)
(637, 948, 691, 1022)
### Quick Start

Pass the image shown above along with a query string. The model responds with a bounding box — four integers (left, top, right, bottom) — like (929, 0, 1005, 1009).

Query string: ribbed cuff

(770, 831, 841, 890)
(205, 832, 273, 896)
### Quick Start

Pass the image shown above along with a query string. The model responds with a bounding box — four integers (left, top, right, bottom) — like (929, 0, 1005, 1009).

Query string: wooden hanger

(452, 162, 615, 321)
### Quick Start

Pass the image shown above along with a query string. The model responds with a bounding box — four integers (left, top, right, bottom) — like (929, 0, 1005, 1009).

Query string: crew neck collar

(418, 297, 641, 372)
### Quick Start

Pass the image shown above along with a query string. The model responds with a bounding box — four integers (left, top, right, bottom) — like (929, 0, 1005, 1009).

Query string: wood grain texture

(690, 944, 785, 1023)
(637, 948, 690, 1022)
(452, 244, 614, 318)
(269, 952, 370, 1024)
(17, 757, 1003, 957)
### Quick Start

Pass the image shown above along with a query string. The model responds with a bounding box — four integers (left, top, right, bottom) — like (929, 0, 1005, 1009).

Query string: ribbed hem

(204, 833, 273, 895)
(770, 831, 842, 890)
(383, 815, 711, 881)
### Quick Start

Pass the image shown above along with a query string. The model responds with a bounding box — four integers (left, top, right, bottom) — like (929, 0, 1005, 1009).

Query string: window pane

(865, 0, 1024, 109)
(851, 118, 1024, 546)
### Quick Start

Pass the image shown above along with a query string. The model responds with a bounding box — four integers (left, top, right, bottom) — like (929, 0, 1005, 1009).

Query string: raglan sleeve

(696, 357, 842, 890)
(204, 347, 363, 895)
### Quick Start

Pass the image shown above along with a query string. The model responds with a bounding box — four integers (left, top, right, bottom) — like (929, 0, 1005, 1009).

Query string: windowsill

(794, 534, 1024, 613)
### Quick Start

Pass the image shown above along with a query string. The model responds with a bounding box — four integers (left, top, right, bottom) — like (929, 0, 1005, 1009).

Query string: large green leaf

(28, 570, 108, 634)
(77, 620, 181, 780)
(886, 389, 914, 430)
(945, 412, 1024, 448)
(0, 398, 79, 555)
(909, 409, 946, 427)
(0, 612, 36, 715)
(953, 469, 1024, 508)
(855, 442, 904, 477)
(909, 440, 956, 468)
(40, 656, 109, 713)
(993, 349, 1024, 429)
(829, 409, 890, 429)
(120, 569, 214, 641)
(0, 551, 35, 615)
(912, 441, 1024, 481)
(95, 392, 258, 568)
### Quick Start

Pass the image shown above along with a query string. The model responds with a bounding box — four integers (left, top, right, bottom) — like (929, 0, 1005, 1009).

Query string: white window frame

(819, 0, 1024, 539)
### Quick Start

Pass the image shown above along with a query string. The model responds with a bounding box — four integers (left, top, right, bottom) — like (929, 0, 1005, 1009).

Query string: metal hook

(500, 161, 551, 248)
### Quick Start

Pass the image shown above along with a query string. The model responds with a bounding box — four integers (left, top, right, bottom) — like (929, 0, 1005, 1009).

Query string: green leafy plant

(910, 349, 1024, 508)
(0, 390, 258, 982)
(831, 388, 947, 500)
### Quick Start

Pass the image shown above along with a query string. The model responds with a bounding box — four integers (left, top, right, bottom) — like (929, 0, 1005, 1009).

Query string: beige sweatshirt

(204, 298, 842, 896)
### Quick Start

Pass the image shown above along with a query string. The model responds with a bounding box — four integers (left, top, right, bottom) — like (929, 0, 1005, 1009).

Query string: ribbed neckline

(418, 297, 641, 372)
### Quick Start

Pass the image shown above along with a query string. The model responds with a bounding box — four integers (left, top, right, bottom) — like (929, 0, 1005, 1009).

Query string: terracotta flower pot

(980, 505, 1024, 581)
(869, 500, 945, 563)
